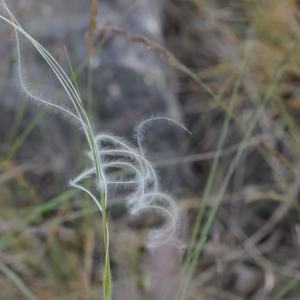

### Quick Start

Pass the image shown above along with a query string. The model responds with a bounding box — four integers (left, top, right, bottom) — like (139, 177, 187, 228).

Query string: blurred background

(1, 0, 300, 299)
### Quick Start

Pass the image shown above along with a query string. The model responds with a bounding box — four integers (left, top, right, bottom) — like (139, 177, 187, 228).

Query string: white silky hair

(0, 0, 189, 248)
(71, 123, 189, 248)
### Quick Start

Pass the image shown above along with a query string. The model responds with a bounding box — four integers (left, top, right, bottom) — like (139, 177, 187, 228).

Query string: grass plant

(0, 1, 188, 299)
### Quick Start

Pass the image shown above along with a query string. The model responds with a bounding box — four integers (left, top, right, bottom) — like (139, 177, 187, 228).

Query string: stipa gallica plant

(0, 1, 189, 299)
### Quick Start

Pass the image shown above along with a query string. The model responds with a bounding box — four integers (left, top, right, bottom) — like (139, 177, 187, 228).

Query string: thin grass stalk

(177, 41, 296, 300)
(176, 49, 248, 300)
(0, 262, 38, 300)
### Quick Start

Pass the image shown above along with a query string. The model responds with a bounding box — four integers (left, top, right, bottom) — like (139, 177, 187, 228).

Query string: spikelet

(86, 0, 98, 57)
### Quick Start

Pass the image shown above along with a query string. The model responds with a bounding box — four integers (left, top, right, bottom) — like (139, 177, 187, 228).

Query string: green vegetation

(1, 0, 300, 299)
